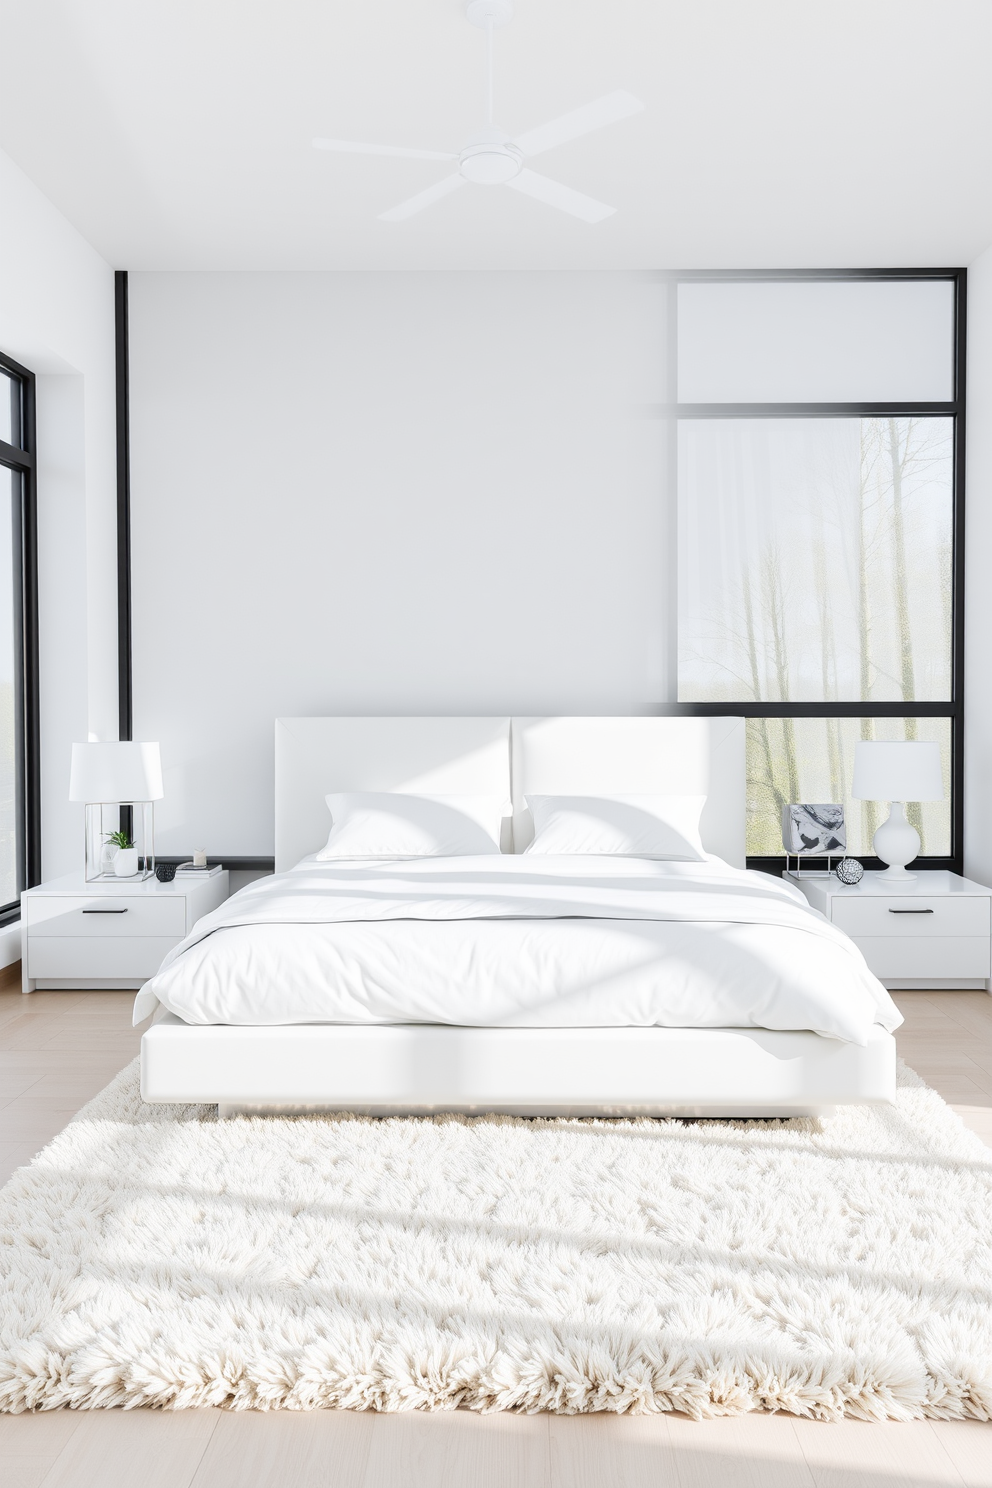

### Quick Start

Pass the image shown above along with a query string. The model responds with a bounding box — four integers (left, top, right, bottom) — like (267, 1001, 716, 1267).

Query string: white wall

(129, 271, 672, 857)
(0, 147, 117, 881)
(965, 246, 992, 887)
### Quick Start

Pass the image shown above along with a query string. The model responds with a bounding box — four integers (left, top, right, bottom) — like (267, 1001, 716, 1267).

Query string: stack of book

(175, 862, 222, 879)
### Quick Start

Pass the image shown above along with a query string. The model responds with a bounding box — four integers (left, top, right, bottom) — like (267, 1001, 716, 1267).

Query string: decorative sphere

(835, 857, 864, 885)
(155, 863, 177, 883)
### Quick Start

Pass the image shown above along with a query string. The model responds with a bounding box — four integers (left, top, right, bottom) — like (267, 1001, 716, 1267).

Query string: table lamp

(851, 740, 943, 881)
(69, 742, 164, 882)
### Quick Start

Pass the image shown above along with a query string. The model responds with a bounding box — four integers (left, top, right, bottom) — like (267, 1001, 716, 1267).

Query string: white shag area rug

(1, 1060, 991, 1420)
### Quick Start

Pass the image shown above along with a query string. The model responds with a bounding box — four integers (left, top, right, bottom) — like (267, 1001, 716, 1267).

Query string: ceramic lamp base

(872, 802, 920, 880)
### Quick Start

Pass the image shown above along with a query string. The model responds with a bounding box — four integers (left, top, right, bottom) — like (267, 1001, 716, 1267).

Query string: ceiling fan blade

(378, 173, 466, 222)
(312, 138, 457, 162)
(505, 169, 615, 223)
(513, 91, 644, 157)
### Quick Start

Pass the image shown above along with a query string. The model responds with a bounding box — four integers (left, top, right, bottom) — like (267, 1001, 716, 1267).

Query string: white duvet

(134, 855, 901, 1044)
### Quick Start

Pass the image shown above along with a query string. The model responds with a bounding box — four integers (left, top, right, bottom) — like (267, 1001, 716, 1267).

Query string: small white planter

(114, 847, 139, 878)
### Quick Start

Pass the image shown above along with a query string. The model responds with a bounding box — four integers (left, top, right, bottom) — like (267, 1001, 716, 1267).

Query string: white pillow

(316, 793, 506, 859)
(523, 794, 707, 861)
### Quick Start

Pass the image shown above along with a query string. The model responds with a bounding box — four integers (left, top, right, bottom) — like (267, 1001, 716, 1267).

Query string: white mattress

(134, 856, 901, 1044)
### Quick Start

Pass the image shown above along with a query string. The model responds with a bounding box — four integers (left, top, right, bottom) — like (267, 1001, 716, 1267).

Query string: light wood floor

(1, 967, 991, 1488)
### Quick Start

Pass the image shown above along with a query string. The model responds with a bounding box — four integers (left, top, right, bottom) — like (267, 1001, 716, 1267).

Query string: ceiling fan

(312, 0, 644, 224)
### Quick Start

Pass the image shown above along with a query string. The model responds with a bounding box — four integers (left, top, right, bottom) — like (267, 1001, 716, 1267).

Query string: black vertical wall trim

(952, 268, 967, 877)
(0, 348, 41, 901)
(665, 277, 679, 703)
(19, 373, 40, 889)
(115, 271, 132, 744)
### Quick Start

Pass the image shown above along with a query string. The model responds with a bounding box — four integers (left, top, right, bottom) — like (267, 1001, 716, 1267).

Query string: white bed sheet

(134, 856, 901, 1044)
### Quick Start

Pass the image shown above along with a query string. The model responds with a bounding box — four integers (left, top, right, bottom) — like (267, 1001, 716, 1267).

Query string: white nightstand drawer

(26, 896, 187, 939)
(832, 897, 990, 938)
(27, 937, 178, 980)
(851, 935, 991, 980)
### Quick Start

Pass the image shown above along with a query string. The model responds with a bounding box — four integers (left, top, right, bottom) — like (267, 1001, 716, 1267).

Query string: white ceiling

(2, 0, 991, 271)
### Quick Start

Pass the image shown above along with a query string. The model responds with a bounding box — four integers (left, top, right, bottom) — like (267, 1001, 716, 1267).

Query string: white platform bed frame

(140, 716, 897, 1118)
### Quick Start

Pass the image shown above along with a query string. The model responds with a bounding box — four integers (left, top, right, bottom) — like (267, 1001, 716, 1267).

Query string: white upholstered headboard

(274, 717, 511, 872)
(511, 716, 744, 867)
(275, 715, 745, 872)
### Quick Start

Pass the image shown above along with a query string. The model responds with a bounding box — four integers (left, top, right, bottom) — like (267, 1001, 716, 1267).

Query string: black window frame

(0, 349, 41, 921)
(670, 267, 965, 876)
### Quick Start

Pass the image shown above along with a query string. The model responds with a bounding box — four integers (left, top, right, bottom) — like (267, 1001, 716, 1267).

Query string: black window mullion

(677, 701, 958, 719)
(18, 366, 39, 893)
(0, 440, 32, 472)
(674, 266, 962, 285)
(675, 402, 957, 420)
(748, 855, 958, 876)
(0, 348, 40, 916)
(950, 272, 968, 874)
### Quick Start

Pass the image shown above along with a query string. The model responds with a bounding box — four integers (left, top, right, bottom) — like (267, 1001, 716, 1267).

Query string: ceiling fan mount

(465, 0, 513, 29)
(459, 129, 522, 185)
(312, 2, 643, 223)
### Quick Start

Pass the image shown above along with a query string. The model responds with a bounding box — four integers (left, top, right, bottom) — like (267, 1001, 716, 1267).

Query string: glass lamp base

(83, 802, 156, 882)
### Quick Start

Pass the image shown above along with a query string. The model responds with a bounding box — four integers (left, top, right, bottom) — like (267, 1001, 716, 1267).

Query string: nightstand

(20, 870, 230, 993)
(784, 869, 992, 990)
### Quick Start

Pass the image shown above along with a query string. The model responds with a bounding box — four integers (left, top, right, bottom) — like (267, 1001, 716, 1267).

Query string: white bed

(139, 716, 900, 1117)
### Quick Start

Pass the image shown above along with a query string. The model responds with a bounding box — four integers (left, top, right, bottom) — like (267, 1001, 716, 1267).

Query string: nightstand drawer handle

(888, 908, 934, 914)
(81, 908, 128, 914)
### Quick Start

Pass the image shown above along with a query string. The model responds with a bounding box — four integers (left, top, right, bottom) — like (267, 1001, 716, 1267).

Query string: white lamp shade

(69, 742, 164, 803)
(851, 740, 943, 802)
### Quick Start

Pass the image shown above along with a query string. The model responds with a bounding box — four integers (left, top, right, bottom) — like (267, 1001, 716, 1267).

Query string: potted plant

(105, 829, 139, 878)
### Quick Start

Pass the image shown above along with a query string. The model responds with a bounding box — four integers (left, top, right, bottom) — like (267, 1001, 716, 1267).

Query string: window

(675, 272, 963, 871)
(0, 351, 40, 918)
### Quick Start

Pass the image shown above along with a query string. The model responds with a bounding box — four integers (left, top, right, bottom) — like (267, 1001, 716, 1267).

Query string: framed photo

(782, 803, 846, 855)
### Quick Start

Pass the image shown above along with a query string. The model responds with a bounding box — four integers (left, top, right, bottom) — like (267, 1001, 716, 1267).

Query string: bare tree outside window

(678, 417, 953, 856)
